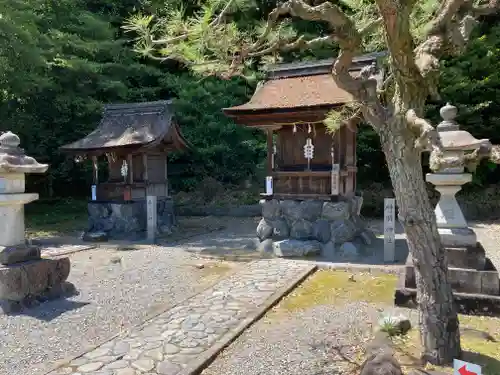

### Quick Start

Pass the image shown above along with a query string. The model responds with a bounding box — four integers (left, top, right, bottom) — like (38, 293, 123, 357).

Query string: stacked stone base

(85, 197, 175, 241)
(257, 197, 374, 258)
(395, 243, 500, 315)
(0, 256, 73, 313)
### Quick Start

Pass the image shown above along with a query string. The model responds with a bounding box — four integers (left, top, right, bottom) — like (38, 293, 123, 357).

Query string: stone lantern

(0, 131, 71, 311)
(0, 131, 48, 259)
(425, 103, 490, 248)
(395, 104, 500, 306)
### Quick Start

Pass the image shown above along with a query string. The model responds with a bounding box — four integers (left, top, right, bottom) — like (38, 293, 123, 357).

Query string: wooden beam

(266, 129, 273, 174)
(164, 155, 169, 197)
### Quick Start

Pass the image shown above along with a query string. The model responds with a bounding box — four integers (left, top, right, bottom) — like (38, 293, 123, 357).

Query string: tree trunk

(378, 118, 461, 365)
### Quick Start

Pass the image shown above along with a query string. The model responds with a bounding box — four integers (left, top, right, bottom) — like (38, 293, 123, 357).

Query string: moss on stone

(275, 269, 398, 313)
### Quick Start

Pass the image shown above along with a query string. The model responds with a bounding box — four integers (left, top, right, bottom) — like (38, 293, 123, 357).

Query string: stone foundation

(397, 244, 500, 301)
(257, 197, 374, 257)
(0, 256, 72, 313)
(86, 198, 175, 240)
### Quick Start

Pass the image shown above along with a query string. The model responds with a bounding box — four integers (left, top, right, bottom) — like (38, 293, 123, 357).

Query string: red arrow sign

(459, 365, 478, 375)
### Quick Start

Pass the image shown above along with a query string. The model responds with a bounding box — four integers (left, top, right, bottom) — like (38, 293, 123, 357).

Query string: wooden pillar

(127, 154, 133, 184)
(92, 156, 99, 184)
(164, 155, 169, 197)
(142, 154, 149, 182)
(266, 129, 273, 174)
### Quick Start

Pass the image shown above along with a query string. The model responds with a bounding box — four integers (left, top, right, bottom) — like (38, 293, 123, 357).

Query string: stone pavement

(46, 259, 315, 375)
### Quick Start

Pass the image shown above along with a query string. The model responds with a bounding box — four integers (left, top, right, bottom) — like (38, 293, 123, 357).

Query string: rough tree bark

(379, 117, 461, 363)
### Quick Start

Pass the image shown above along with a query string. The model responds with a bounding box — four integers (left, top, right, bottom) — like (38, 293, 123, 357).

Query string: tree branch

(406, 109, 499, 172)
(415, 0, 500, 93)
(248, 35, 335, 57)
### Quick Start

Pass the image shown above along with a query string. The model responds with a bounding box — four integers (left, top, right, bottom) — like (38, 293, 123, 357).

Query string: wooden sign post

(384, 198, 396, 263)
(146, 195, 157, 242)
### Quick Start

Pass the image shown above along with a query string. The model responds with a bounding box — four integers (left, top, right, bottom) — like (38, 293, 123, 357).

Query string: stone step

(402, 264, 499, 296)
(446, 245, 487, 269)
(395, 287, 500, 316)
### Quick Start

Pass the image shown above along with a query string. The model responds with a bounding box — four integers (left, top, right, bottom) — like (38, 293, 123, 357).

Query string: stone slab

(446, 246, 486, 270)
(0, 244, 41, 265)
(273, 239, 321, 257)
(438, 227, 477, 248)
(402, 252, 499, 295)
(45, 259, 316, 375)
(395, 287, 500, 316)
(0, 257, 70, 301)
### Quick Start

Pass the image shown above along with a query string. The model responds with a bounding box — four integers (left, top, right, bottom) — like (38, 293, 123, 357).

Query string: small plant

(378, 315, 412, 337)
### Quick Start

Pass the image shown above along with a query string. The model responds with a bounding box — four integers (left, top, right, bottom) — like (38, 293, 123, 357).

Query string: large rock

(0, 257, 71, 301)
(298, 200, 323, 222)
(322, 201, 350, 221)
(82, 231, 109, 242)
(331, 220, 358, 244)
(261, 199, 281, 220)
(352, 195, 364, 216)
(280, 200, 302, 224)
(290, 219, 313, 240)
(359, 353, 403, 375)
(338, 241, 359, 260)
(0, 245, 41, 265)
(313, 219, 331, 243)
(271, 218, 289, 239)
(273, 239, 321, 257)
(256, 218, 273, 241)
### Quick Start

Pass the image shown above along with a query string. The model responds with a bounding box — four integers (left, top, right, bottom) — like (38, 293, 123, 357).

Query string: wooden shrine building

(223, 53, 384, 201)
(60, 100, 190, 239)
(61, 100, 189, 201)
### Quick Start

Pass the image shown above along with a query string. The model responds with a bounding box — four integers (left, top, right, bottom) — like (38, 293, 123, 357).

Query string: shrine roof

(224, 52, 385, 115)
(60, 100, 189, 154)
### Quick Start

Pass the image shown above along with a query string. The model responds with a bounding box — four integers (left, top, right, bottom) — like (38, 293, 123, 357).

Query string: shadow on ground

(6, 299, 89, 322)
(180, 218, 410, 266)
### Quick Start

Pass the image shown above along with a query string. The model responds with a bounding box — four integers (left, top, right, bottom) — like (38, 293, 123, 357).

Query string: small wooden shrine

(224, 53, 383, 201)
(60, 100, 189, 239)
(223, 54, 383, 254)
(61, 100, 188, 200)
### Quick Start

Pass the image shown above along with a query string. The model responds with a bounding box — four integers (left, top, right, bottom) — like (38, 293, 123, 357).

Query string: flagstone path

(46, 259, 315, 375)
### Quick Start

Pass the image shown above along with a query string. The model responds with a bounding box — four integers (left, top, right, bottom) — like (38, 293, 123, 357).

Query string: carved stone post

(0, 132, 72, 312)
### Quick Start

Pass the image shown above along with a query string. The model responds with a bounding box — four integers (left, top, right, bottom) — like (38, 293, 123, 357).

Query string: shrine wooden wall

(273, 123, 357, 198)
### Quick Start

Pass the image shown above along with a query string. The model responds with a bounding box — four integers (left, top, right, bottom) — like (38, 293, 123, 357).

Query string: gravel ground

(0, 242, 240, 375)
(199, 219, 500, 375)
(201, 302, 418, 375)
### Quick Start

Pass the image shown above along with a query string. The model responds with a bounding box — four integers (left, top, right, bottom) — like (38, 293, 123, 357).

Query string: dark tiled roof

(60, 100, 186, 152)
(224, 52, 385, 113)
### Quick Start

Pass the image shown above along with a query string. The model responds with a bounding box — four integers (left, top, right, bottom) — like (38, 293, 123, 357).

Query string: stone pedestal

(257, 196, 374, 258)
(84, 197, 175, 241)
(425, 173, 477, 247)
(0, 131, 72, 312)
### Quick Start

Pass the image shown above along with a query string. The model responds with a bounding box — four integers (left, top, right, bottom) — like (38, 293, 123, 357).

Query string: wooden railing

(271, 171, 331, 198)
(268, 167, 357, 200)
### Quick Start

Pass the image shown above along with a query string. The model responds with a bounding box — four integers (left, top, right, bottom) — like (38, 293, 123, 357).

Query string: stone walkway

(46, 259, 315, 375)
